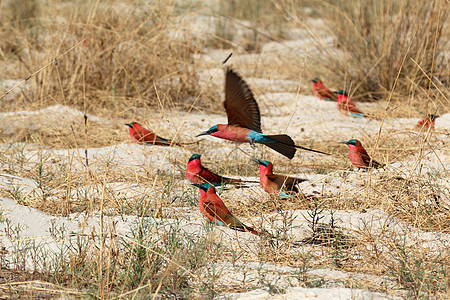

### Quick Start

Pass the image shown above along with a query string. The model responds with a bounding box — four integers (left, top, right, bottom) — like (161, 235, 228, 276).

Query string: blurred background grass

(0, 0, 448, 115)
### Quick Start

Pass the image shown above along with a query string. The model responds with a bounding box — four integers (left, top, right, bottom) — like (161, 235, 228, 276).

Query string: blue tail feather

(350, 113, 365, 118)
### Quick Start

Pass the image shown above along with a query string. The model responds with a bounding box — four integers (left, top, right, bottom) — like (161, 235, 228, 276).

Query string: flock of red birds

(124, 70, 438, 236)
(311, 78, 439, 126)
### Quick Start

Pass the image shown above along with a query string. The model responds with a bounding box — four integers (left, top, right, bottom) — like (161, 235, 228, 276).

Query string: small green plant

(293, 249, 313, 284)
(34, 156, 53, 202)
(7, 186, 24, 205)
(271, 209, 297, 245)
(256, 262, 286, 295)
(304, 197, 325, 235)
(389, 237, 447, 298)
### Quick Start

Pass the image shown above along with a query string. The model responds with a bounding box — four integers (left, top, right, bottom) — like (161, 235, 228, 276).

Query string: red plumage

(186, 154, 245, 185)
(311, 78, 336, 101)
(416, 114, 438, 129)
(197, 184, 259, 235)
(341, 140, 384, 169)
(253, 159, 306, 196)
(336, 91, 366, 117)
(126, 122, 181, 146)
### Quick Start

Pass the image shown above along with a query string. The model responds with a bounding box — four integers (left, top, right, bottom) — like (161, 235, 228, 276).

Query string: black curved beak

(125, 123, 133, 128)
(250, 158, 262, 164)
(196, 131, 210, 137)
(339, 141, 349, 145)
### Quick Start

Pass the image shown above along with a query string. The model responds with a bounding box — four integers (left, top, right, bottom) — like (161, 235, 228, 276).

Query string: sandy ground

(0, 94, 448, 298)
(0, 13, 449, 299)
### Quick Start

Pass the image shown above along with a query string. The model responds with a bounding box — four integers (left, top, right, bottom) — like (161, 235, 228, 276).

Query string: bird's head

(251, 158, 273, 172)
(310, 78, 320, 83)
(251, 158, 271, 167)
(192, 183, 215, 193)
(339, 139, 359, 148)
(125, 122, 137, 129)
(188, 154, 201, 162)
(427, 114, 439, 120)
(337, 90, 348, 96)
(196, 125, 219, 137)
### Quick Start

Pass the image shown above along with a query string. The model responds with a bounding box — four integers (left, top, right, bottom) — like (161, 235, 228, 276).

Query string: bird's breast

(212, 125, 251, 143)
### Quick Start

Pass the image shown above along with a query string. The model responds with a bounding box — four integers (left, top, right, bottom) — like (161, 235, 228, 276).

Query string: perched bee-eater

(310, 78, 336, 101)
(252, 158, 307, 198)
(186, 154, 254, 186)
(340, 139, 384, 169)
(194, 183, 259, 235)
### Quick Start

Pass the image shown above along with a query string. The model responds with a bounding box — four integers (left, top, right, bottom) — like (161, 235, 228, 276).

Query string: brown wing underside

(224, 68, 262, 133)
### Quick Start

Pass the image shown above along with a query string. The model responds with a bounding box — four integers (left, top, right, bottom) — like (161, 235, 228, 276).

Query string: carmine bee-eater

(310, 78, 336, 101)
(197, 68, 329, 159)
(126, 122, 190, 146)
(337, 90, 367, 118)
(252, 158, 306, 198)
(186, 154, 255, 186)
(194, 183, 259, 235)
(340, 139, 384, 169)
(416, 114, 438, 129)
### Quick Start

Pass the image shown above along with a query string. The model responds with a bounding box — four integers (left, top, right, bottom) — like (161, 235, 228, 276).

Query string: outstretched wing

(224, 68, 262, 133)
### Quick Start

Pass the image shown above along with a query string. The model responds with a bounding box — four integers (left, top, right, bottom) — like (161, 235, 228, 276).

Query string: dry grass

(209, 0, 288, 51)
(0, 0, 449, 299)
(278, 0, 448, 111)
(0, 0, 204, 118)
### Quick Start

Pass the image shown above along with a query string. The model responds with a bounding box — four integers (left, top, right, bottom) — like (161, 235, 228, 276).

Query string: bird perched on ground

(416, 114, 438, 129)
(194, 183, 259, 235)
(186, 154, 255, 186)
(126, 122, 191, 146)
(337, 90, 367, 118)
(340, 139, 384, 169)
(310, 78, 336, 101)
(197, 68, 329, 159)
(252, 158, 307, 198)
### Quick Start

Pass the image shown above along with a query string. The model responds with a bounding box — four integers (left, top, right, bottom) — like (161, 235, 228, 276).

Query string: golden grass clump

(280, 0, 448, 106)
(0, 0, 203, 117)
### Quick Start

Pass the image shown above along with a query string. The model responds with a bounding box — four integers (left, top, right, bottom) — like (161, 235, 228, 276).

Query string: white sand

(0, 16, 448, 298)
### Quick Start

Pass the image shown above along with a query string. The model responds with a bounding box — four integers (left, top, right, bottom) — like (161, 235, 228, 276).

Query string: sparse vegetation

(0, 0, 203, 116)
(280, 0, 448, 105)
(0, 0, 448, 298)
